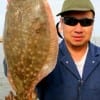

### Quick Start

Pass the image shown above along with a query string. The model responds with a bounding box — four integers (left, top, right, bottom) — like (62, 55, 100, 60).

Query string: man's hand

(5, 91, 16, 100)
(5, 70, 16, 100)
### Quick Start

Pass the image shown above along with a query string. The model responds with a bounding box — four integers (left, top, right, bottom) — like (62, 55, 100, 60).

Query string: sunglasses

(63, 17, 94, 27)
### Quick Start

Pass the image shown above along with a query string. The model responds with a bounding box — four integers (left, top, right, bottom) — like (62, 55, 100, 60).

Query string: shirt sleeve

(3, 59, 7, 76)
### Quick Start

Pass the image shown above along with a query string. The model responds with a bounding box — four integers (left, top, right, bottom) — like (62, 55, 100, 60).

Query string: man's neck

(66, 43, 88, 62)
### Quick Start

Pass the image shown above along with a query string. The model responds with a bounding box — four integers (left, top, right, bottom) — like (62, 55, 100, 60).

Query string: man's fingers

(5, 91, 15, 100)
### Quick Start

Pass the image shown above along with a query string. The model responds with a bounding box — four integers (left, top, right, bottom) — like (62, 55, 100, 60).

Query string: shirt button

(92, 60, 95, 64)
(66, 61, 69, 64)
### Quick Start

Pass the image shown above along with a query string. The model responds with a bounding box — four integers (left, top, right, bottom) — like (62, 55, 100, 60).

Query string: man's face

(61, 11, 94, 47)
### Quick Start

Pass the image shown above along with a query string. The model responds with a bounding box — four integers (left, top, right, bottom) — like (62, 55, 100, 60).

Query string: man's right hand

(5, 91, 16, 100)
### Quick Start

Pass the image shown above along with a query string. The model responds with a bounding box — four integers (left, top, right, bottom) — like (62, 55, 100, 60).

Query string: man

(4, 0, 100, 100)
(36, 0, 100, 100)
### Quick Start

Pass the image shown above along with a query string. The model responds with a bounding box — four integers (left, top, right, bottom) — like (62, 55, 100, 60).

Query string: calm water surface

(0, 43, 12, 100)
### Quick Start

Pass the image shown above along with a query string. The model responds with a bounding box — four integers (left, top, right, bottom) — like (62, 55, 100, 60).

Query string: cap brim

(56, 9, 94, 16)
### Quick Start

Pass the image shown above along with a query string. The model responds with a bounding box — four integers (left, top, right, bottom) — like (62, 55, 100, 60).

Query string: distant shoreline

(0, 37, 3, 43)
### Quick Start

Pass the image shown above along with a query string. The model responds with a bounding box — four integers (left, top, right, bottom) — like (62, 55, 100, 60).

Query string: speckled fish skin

(3, 0, 58, 99)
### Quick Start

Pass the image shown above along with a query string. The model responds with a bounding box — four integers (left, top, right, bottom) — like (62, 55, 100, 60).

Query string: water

(0, 43, 13, 100)
(0, 37, 100, 100)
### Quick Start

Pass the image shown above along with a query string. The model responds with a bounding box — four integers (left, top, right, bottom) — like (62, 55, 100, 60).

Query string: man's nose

(74, 23, 83, 33)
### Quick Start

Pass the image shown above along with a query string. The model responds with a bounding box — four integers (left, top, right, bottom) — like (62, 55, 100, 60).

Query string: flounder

(3, 0, 58, 99)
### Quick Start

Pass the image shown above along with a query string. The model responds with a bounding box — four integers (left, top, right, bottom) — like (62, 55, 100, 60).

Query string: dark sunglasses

(63, 17, 94, 27)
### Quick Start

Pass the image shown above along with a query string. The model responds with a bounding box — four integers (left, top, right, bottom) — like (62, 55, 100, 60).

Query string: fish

(3, 0, 58, 99)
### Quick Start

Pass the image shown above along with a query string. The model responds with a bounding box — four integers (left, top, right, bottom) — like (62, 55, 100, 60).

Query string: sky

(0, 0, 100, 37)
